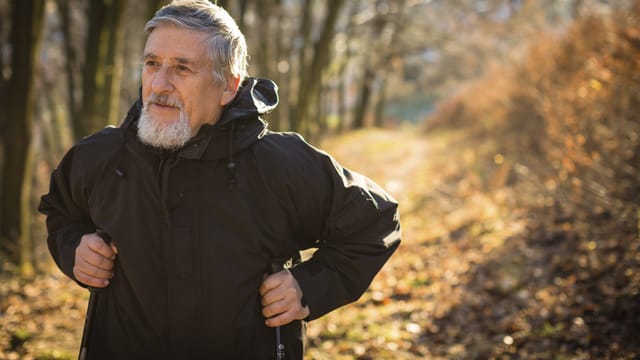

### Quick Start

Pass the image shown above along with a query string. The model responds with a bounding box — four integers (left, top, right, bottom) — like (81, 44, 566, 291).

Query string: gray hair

(144, 0, 248, 88)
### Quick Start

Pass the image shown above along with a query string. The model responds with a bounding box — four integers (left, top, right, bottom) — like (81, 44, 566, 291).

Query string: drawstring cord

(227, 121, 237, 191)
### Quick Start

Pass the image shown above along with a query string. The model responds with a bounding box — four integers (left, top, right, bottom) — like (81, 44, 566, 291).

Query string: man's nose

(151, 66, 174, 93)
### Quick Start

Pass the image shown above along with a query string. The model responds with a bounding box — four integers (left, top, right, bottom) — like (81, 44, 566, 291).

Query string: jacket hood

(218, 77, 279, 127)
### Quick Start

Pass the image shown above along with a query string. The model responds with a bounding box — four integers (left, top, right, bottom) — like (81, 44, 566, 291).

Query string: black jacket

(39, 78, 401, 359)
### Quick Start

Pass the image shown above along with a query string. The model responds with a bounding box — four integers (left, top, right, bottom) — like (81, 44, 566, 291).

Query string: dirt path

(306, 127, 522, 359)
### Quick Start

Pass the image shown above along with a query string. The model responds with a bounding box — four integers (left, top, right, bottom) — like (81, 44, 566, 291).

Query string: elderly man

(39, 0, 400, 359)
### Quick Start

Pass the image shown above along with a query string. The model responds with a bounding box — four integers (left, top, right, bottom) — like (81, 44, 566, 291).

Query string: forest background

(0, 0, 639, 359)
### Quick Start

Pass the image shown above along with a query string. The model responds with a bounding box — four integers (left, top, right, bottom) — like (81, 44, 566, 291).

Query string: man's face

(140, 25, 237, 148)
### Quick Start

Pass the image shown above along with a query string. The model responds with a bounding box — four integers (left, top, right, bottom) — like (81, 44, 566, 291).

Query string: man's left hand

(260, 270, 310, 327)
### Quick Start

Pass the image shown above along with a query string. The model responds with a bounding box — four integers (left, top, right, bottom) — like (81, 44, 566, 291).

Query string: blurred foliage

(427, 1, 640, 236)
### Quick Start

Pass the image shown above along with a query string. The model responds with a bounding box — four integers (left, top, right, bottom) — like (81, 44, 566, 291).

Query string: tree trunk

(0, 0, 45, 277)
(338, 75, 349, 132)
(374, 75, 387, 127)
(42, 76, 73, 164)
(268, 0, 287, 131)
(255, 0, 275, 77)
(237, 0, 249, 30)
(0, 3, 8, 136)
(316, 81, 329, 136)
(58, 0, 80, 135)
(353, 67, 374, 129)
(147, 0, 166, 20)
(291, 0, 345, 136)
(75, 0, 127, 139)
(287, 0, 312, 133)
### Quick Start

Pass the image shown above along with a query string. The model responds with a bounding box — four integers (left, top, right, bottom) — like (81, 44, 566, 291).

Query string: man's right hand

(74, 233, 118, 288)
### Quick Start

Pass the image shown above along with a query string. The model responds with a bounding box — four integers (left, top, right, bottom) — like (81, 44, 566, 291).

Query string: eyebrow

(143, 52, 198, 67)
(143, 52, 157, 61)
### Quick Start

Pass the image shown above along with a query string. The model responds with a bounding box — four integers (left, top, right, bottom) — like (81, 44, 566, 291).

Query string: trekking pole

(78, 230, 112, 360)
(270, 261, 286, 360)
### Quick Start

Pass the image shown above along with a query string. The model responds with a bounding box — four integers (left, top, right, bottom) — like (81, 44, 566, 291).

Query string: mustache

(144, 93, 183, 109)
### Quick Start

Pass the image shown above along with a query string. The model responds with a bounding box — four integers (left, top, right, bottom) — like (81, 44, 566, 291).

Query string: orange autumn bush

(427, 3, 640, 234)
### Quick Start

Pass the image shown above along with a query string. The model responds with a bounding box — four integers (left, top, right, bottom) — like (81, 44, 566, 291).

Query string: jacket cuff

(54, 223, 95, 286)
(290, 260, 335, 321)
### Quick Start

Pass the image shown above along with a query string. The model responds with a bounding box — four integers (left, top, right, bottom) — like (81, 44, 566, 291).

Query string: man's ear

(220, 76, 241, 106)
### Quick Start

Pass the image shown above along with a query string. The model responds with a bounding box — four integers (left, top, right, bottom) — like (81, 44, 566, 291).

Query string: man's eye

(176, 65, 190, 72)
(145, 61, 159, 67)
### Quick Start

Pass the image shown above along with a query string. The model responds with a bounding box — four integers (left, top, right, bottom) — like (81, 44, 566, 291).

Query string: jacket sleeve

(38, 146, 96, 283)
(284, 135, 401, 321)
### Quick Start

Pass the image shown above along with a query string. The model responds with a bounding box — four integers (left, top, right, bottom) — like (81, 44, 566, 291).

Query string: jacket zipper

(157, 152, 173, 225)
(156, 151, 173, 351)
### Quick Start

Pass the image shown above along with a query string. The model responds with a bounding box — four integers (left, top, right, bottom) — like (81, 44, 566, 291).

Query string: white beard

(137, 95, 192, 150)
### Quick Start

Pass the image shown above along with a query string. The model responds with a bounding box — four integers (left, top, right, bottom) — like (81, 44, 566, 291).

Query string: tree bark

(237, 0, 249, 29)
(289, 0, 312, 133)
(374, 75, 387, 127)
(269, 0, 287, 131)
(291, 0, 345, 136)
(0, 0, 45, 276)
(58, 0, 80, 135)
(75, 0, 127, 139)
(147, 0, 166, 20)
(353, 67, 374, 129)
(0, 4, 8, 137)
(255, 0, 275, 77)
(338, 75, 349, 132)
